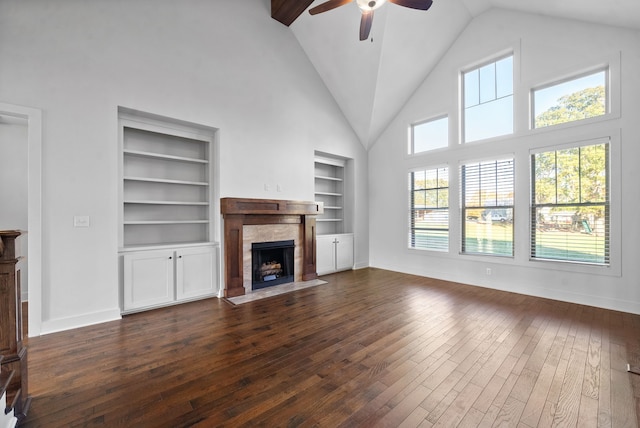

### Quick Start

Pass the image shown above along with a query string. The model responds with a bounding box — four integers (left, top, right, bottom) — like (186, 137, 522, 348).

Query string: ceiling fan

(309, 0, 433, 41)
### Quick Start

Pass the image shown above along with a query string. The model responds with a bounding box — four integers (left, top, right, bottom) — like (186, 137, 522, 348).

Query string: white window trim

(459, 155, 516, 258)
(408, 164, 450, 252)
(460, 51, 516, 145)
(408, 114, 449, 156)
(527, 52, 621, 134)
(527, 133, 621, 277)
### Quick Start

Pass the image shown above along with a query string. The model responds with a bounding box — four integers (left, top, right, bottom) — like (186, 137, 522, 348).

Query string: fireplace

(252, 240, 295, 290)
(220, 198, 323, 297)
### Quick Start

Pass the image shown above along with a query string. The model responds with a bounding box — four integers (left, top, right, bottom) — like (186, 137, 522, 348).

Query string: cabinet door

(176, 246, 217, 300)
(335, 233, 354, 271)
(316, 235, 336, 276)
(123, 249, 175, 311)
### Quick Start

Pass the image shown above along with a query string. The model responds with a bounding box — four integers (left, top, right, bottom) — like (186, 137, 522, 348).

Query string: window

(463, 55, 513, 143)
(531, 141, 609, 265)
(409, 167, 449, 251)
(461, 159, 514, 256)
(533, 69, 607, 129)
(410, 116, 448, 154)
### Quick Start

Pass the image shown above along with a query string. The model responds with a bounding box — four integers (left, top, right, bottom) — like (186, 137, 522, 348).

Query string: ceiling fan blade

(359, 10, 373, 41)
(309, 0, 354, 15)
(388, 0, 433, 11)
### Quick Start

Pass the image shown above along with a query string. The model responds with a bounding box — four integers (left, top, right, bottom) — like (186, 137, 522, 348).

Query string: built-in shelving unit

(121, 124, 212, 248)
(118, 108, 219, 313)
(314, 155, 345, 235)
(314, 153, 354, 274)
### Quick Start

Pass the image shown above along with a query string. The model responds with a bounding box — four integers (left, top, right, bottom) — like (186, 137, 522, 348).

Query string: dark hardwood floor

(21, 268, 640, 427)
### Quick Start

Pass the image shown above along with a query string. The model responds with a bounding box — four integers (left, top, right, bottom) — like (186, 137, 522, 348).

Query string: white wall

(0, 0, 368, 333)
(369, 9, 640, 314)
(0, 119, 28, 299)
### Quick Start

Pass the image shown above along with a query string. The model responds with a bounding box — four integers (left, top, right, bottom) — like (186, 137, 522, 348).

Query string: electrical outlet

(74, 216, 90, 228)
(486, 267, 492, 276)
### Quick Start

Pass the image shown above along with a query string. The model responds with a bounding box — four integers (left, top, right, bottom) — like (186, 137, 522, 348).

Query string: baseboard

(40, 308, 122, 335)
(371, 263, 640, 316)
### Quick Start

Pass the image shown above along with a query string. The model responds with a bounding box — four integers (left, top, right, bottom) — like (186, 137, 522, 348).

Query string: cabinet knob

(169, 256, 172, 260)
(178, 255, 182, 258)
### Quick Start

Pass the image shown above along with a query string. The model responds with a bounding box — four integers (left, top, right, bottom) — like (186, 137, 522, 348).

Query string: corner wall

(369, 9, 640, 314)
(0, 0, 369, 333)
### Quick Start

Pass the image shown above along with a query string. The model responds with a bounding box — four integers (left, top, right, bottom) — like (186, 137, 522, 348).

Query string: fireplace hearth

(252, 240, 295, 290)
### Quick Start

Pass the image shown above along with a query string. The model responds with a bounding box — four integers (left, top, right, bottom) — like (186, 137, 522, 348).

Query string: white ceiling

(289, 0, 640, 149)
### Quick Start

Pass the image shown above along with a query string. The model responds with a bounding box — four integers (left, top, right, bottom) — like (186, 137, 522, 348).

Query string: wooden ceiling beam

(271, 0, 315, 26)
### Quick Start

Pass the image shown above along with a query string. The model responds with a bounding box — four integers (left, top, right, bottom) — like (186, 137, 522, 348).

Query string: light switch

(74, 216, 90, 228)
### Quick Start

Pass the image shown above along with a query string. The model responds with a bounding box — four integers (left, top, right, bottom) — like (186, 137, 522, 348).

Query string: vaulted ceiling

(271, 0, 640, 149)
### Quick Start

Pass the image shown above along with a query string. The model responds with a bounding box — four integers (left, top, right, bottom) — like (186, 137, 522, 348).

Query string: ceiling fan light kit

(309, 0, 433, 41)
(356, 0, 386, 11)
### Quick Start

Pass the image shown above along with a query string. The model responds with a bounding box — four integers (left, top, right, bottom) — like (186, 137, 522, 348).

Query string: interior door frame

(0, 102, 42, 336)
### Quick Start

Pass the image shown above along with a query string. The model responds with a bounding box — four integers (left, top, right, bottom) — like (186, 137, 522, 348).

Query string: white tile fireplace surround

(242, 224, 303, 294)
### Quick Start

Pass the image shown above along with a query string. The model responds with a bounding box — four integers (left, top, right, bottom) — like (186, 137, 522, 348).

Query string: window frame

(526, 53, 621, 134)
(461, 53, 514, 144)
(408, 165, 450, 252)
(530, 67, 609, 130)
(409, 114, 449, 155)
(529, 138, 610, 266)
(460, 157, 515, 257)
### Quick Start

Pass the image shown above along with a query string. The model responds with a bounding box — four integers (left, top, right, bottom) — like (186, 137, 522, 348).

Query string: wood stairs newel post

(0, 231, 31, 425)
(0, 360, 18, 428)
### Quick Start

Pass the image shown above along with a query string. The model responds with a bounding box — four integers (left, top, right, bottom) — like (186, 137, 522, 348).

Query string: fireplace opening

(251, 240, 295, 290)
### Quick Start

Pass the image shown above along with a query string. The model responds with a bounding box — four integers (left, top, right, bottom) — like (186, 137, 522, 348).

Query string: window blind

(409, 167, 449, 251)
(461, 158, 514, 256)
(531, 142, 609, 265)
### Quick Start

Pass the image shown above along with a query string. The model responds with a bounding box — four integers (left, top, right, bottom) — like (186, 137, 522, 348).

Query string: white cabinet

(316, 233, 354, 275)
(123, 245, 218, 313)
(316, 236, 336, 275)
(123, 249, 175, 311)
(176, 246, 217, 300)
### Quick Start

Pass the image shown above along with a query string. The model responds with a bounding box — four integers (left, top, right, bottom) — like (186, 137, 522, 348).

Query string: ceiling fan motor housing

(356, 0, 386, 11)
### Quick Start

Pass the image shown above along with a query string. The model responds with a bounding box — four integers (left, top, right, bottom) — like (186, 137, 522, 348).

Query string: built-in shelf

(120, 116, 214, 249)
(124, 176, 209, 186)
(123, 149, 209, 164)
(118, 110, 219, 315)
(313, 153, 353, 273)
(314, 191, 342, 197)
(314, 154, 348, 235)
(124, 220, 210, 225)
(315, 175, 342, 182)
(124, 200, 209, 206)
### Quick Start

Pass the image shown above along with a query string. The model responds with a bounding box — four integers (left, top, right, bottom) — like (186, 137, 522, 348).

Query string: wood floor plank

(610, 342, 638, 427)
(431, 382, 483, 427)
(17, 268, 640, 427)
(374, 384, 433, 427)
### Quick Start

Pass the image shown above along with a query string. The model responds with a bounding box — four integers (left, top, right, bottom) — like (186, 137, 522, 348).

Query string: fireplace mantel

(221, 198, 323, 297)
